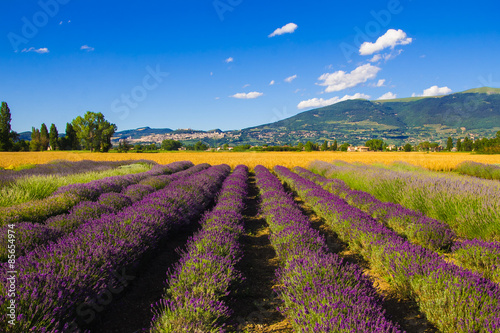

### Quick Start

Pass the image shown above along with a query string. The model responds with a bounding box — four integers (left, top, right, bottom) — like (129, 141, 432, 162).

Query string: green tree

(72, 112, 116, 152)
(321, 140, 328, 151)
(40, 123, 50, 151)
(161, 139, 182, 151)
(403, 143, 412, 152)
(457, 138, 462, 151)
(365, 139, 385, 151)
(0, 102, 13, 151)
(340, 143, 350, 151)
(419, 141, 430, 152)
(304, 141, 318, 152)
(332, 140, 338, 151)
(446, 137, 453, 151)
(463, 137, 473, 152)
(194, 141, 208, 151)
(49, 123, 59, 150)
(297, 142, 304, 151)
(430, 142, 439, 151)
(30, 127, 42, 151)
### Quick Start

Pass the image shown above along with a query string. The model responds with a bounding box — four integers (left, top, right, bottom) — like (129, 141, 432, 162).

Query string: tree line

(0, 102, 116, 152)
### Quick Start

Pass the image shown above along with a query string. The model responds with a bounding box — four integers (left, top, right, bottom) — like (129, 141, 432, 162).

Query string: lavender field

(1, 160, 499, 333)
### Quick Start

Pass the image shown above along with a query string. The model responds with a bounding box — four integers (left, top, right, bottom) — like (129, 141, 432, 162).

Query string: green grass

(0, 163, 151, 207)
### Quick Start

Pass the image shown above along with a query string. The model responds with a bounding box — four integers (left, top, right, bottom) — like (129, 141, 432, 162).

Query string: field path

(89, 223, 200, 333)
(228, 173, 293, 332)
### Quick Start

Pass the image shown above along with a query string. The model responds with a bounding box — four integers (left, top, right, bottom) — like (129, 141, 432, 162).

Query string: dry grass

(0, 151, 499, 171)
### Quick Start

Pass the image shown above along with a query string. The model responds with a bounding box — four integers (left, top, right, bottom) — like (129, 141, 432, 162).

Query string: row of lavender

(150, 165, 249, 332)
(302, 161, 500, 284)
(275, 165, 500, 332)
(255, 165, 402, 332)
(0, 163, 210, 262)
(294, 165, 455, 251)
(309, 160, 500, 240)
(0, 161, 194, 226)
(0, 160, 156, 187)
(0, 164, 231, 332)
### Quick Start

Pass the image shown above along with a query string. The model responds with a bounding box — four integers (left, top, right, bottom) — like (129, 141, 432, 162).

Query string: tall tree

(446, 137, 453, 151)
(30, 127, 42, 151)
(49, 123, 59, 150)
(40, 123, 50, 151)
(72, 112, 116, 152)
(0, 102, 13, 151)
(332, 140, 338, 151)
(65, 123, 79, 150)
(321, 140, 328, 151)
(457, 138, 462, 151)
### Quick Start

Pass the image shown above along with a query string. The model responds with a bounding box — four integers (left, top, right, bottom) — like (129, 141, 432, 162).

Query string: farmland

(1, 157, 499, 332)
(1, 151, 500, 171)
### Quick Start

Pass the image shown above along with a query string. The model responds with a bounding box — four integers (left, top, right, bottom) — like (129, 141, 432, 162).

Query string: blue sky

(1, 0, 499, 133)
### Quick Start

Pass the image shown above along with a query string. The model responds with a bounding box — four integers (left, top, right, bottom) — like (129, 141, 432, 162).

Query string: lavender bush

(309, 160, 500, 240)
(275, 165, 500, 332)
(293, 166, 456, 251)
(0, 164, 230, 332)
(256, 165, 401, 333)
(0, 161, 194, 226)
(151, 165, 248, 332)
(0, 159, 156, 187)
(0, 163, 211, 262)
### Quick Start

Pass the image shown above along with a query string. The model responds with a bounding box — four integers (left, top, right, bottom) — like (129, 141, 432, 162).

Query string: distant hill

(94, 88, 500, 147)
(111, 127, 173, 141)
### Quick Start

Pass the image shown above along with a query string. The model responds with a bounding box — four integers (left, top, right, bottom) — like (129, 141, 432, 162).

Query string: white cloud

(215, 97, 220, 100)
(318, 64, 381, 93)
(231, 92, 264, 99)
(359, 29, 412, 56)
(284, 75, 297, 83)
(378, 92, 397, 100)
(297, 93, 370, 109)
(268, 23, 298, 38)
(225, 57, 234, 63)
(243, 84, 251, 88)
(374, 79, 386, 87)
(369, 54, 382, 63)
(269, 80, 275, 85)
(422, 85, 452, 97)
(22, 47, 49, 54)
(80, 45, 95, 52)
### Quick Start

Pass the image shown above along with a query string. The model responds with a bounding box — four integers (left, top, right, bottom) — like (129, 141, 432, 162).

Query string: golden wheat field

(1, 151, 500, 171)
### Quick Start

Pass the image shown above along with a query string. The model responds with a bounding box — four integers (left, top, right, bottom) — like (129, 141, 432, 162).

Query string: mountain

(111, 127, 173, 141)
(110, 88, 500, 146)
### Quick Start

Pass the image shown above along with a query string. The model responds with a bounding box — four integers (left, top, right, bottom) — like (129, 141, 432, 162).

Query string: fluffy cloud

(373, 79, 386, 87)
(378, 92, 397, 100)
(297, 93, 370, 109)
(231, 92, 264, 99)
(422, 85, 452, 96)
(225, 57, 234, 63)
(318, 64, 380, 93)
(80, 45, 95, 52)
(284, 75, 297, 83)
(268, 23, 298, 37)
(359, 29, 412, 56)
(269, 80, 275, 85)
(22, 47, 49, 54)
